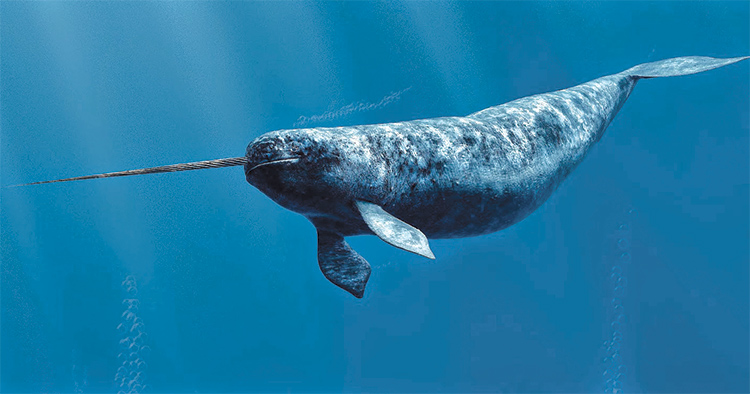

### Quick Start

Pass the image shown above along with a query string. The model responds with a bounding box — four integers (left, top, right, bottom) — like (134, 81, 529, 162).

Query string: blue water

(2, 2, 748, 393)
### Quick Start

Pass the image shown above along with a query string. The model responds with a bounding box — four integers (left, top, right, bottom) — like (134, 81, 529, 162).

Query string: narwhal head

(244, 129, 346, 215)
(12, 127, 351, 219)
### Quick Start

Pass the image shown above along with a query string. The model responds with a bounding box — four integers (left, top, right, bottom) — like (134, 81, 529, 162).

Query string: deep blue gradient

(1, 2, 748, 393)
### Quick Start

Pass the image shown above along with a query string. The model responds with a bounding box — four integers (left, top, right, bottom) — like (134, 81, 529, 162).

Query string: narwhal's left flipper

(355, 200, 435, 259)
(317, 229, 371, 298)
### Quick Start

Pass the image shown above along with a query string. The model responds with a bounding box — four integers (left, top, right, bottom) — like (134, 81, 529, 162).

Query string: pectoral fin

(355, 200, 435, 259)
(317, 229, 371, 298)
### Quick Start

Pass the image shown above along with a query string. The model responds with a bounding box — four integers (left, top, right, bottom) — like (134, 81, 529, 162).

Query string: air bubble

(617, 238, 630, 250)
(613, 285, 625, 297)
(123, 298, 139, 307)
(121, 276, 135, 288)
(131, 322, 145, 333)
(122, 310, 136, 322)
(618, 223, 629, 231)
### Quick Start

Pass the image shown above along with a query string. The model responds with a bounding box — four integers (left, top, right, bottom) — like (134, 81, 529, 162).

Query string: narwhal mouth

(245, 157, 301, 173)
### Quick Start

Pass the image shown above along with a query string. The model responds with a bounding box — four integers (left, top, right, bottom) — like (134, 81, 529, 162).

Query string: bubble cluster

(603, 210, 633, 394)
(71, 360, 87, 393)
(293, 87, 411, 127)
(115, 275, 150, 394)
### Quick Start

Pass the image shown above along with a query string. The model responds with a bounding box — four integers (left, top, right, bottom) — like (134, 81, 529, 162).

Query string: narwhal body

(20, 56, 749, 297)
(245, 74, 633, 240)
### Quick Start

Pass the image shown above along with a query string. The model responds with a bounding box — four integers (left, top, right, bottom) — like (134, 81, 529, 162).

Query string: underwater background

(1, 1, 748, 393)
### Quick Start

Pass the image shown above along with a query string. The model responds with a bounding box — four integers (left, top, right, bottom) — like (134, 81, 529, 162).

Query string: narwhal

(16, 56, 749, 298)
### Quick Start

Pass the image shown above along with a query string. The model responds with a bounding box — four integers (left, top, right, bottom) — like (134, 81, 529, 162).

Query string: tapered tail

(8, 157, 247, 187)
(623, 55, 749, 79)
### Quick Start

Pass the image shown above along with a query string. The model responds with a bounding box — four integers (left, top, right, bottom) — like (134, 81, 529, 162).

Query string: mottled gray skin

(245, 74, 636, 238)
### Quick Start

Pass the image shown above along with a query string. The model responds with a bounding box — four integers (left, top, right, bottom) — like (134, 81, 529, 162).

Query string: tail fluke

(623, 55, 749, 79)
(8, 157, 247, 187)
